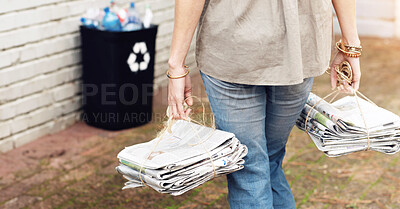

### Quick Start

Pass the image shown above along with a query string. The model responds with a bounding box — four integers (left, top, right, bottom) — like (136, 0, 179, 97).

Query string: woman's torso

(196, 0, 333, 85)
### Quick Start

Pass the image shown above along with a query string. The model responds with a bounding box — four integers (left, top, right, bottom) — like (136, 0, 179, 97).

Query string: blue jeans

(200, 71, 313, 209)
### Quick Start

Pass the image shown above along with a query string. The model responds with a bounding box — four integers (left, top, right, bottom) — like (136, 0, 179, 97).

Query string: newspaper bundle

(297, 93, 400, 157)
(115, 120, 248, 196)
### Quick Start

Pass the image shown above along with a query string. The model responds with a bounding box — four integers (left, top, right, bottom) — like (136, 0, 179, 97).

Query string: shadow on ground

(1, 37, 400, 209)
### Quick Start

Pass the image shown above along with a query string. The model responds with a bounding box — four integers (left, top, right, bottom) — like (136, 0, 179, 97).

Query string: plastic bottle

(142, 4, 153, 28)
(80, 17, 99, 29)
(84, 8, 103, 29)
(123, 2, 142, 31)
(102, 7, 122, 31)
(117, 8, 128, 24)
(109, 0, 127, 24)
(109, 0, 120, 14)
(85, 0, 103, 26)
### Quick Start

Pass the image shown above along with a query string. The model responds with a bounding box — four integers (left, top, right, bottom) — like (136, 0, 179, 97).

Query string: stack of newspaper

(297, 93, 400, 157)
(116, 120, 248, 196)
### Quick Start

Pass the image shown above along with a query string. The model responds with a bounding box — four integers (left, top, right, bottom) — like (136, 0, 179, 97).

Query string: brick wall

(0, 0, 196, 153)
(334, 0, 400, 38)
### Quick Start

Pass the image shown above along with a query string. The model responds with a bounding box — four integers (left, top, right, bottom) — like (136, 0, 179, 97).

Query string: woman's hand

(332, 0, 361, 94)
(166, 0, 204, 119)
(330, 51, 361, 94)
(167, 65, 193, 120)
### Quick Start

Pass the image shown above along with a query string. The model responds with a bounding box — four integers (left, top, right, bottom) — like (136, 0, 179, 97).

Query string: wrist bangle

(344, 44, 362, 51)
(166, 65, 190, 79)
(336, 39, 362, 58)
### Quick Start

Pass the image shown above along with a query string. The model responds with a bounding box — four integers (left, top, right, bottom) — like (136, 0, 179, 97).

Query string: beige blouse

(195, 0, 333, 85)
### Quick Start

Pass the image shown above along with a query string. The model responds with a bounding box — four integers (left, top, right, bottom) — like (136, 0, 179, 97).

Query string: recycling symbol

(127, 42, 150, 72)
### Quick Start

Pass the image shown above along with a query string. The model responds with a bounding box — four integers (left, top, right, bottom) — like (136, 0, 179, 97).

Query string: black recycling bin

(80, 25, 158, 130)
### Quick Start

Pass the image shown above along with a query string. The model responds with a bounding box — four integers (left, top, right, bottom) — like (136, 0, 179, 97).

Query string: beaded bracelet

(166, 65, 190, 79)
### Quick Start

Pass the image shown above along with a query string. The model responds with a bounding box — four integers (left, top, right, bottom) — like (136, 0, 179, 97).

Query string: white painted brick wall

(0, 122, 11, 139)
(0, 138, 13, 153)
(0, 0, 196, 153)
(0, 50, 81, 87)
(0, 65, 82, 103)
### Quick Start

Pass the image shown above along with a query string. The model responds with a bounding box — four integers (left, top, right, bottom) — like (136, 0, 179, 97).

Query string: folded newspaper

(116, 120, 248, 196)
(297, 93, 400, 157)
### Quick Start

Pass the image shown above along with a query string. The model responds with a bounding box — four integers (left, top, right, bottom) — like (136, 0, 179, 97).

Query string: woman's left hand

(329, 51, 361, 94)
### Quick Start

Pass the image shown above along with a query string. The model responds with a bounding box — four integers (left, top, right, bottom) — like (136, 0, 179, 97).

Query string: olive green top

(196, 0, 333, 85)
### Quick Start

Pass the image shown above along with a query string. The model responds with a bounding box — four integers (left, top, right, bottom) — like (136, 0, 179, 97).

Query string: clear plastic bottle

(109, 0, 120, 14)
(123, 2, 142, 31)
(80, 6, 103, 30)
(80, 17, 99, 29)
(142, 4, 153, 28)
(102, 7, 122, 31)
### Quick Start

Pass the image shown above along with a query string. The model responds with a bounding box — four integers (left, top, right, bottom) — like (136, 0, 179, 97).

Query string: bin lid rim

(79, 25, 158, 33)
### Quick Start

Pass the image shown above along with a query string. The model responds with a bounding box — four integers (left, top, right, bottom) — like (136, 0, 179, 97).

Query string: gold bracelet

(336, 40, 362, 58)
(337, 39, 362, 53)
(166, 65, 190, 79)
(344, 45, 362, 52)
(344, 43, 362, 51)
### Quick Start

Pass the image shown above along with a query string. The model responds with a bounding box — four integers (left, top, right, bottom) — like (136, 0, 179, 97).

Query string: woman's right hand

(167, 65, 193, 120)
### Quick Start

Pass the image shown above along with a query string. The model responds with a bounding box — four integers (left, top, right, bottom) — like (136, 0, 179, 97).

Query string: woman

(167, 0, 361, 208)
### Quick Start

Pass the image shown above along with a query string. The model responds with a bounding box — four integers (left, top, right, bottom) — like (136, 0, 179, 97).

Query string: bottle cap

(104, 7, 110, 12)
(130, 2, 135, 8)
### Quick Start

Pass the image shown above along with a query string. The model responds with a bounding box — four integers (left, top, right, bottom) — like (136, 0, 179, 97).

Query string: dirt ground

(0, 37, 400, 209)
